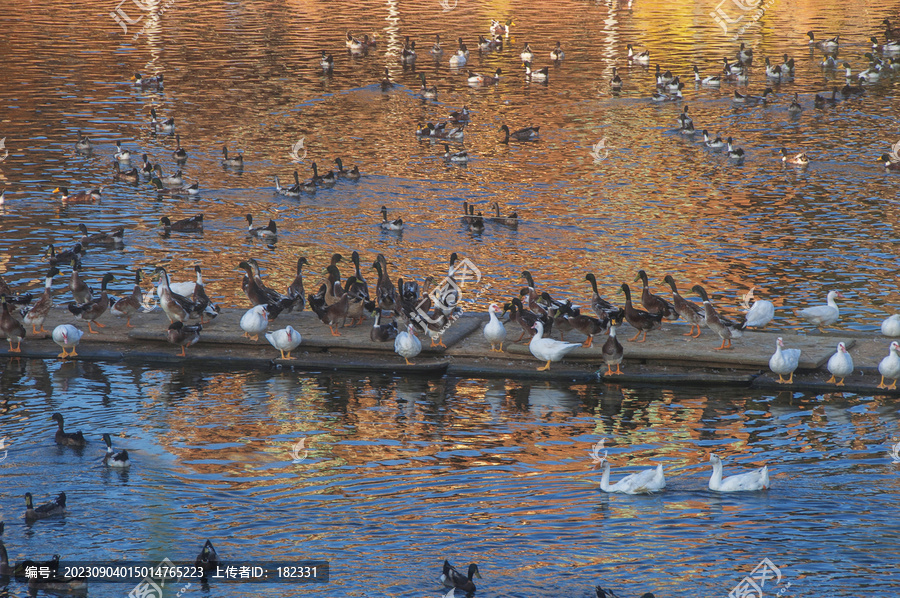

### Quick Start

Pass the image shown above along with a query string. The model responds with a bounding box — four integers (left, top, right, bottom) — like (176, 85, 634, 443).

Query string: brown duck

(620, 283, 662, 342)
(68, 273, 114, 333)
(635, 270, 678, 320)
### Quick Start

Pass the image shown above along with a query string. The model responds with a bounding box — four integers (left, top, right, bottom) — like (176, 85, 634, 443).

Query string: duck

(491, 18, 513, 36)
(635, 270, 678, 321)
(393, 323, 422, 365)
(149, 107, 175, 133)
(274, 171, 302, 197)
(159, 214, 203, 234)
(807, 31, 840, 51)
(529, 320, 581, 371)
(520, 43, 534, 62)
(154, 266, 200, 325)
(74, 130, 93, 152)
(550, 41, 565, 61)
(430, 34, 443, 57)
(68, 273, 114, 333)
(562, 303, 609, 348)
(610, 67, 623, 91)
(334, 157, 361, 181)
(23, 267, 59, 334)
(732, 88, 774, 105)
(597, 454, 665, 494)
(46, 243, 84, 269)
(626, 44, 650, 64)
(150, 177, 199, 196)
(788, 93, 803, 114)
(380, 206, 404, 231)
(882, 314, 900, 337)
(443, 143, 468, 164)
(24, 492, 67, 520)
(722, 57, 745, 76)
(500, 124, 539, 143)
(169, 134, 188, 164)
(78, 222, 125, 247)
(585, 273, 625, 322)
(52, 324, 83, 358)
(370, 310, 398, 343)
(102, 433, 130, 467)
(826, 342, 854, 386)
(780, 148, 809, 166)
(692, 65, 720, 86)
(320, 51, 334, 72)
(112, 161, 140, 182)
(601, 323, 624, 375)
(68, 260, 92, 304)
(872, 36, 900, 53)
(246, 214, 277, 239)
(221, 145, 243, 168)
(109, 269, 144, 327)
(1, 297, 26, 352)
(880, 154, 900, 170)
(265, 326, 301, 360)
(441, 561, 482, 593)
(133, 72, 163, 88)
(344, 275, 375, 326)
(477, 34, 501, 52)
(283, 257, 309, 314)
(114, 140, 131, 163)
(662, 275, 704, 336)
(781, 54, 795, 75)
(769, 337, 801, 384)
(240, 305, 269, 341)
(620, 283, 662, 342)
(311, 161, 336, 187)
(841, 83, 865, 97)
(740, 287, 775, 328)
(483, 303, 507, 351)
(429, 123, 465, 141)
(726, 138, 745, 161)
(196, 540, 219, 574)
(523, 61, 549, 82)
(51, 412, 85, 446)
(676, 105, 693, 129)
(418, 73, 438, 99)
(54, 186, 101, 202)
(878, 341, 900, 390)
(308, 282, 349, 336)
(468, 68, 502, 85)
(449, 48, 468, 68)
(692, 284, 742, 350)
(764, 57, 782, 79)
(346, 31, 367, 54)
(796, 290, 843, 329)
(380, 67, 395, 91)
(372, 256, 397, 312)
(708, 454, 769, 491)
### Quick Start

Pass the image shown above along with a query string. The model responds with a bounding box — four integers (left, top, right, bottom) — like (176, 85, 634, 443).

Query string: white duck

(826, 341, 853, 386)
(877, 341, 900, 390)
(769, 337, 801, 384)
(881, 314, 900, 337)
(483, 303, 506, 352)
(266, 325, 302, 360)
(740, 287, 775, 328)
(796, 290, 843, 328)
(395, 323, 422, 365)
(240, 304, 269, 341)
(52, 324, 83, 358)
(708, 454, 769, 491)
(449, 49, 467, 68)
(597, 452, 666, 494)
(529, 321, 581, 371)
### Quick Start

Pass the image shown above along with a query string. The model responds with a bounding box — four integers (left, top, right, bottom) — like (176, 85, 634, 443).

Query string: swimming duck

(25, 492, 67, 520)
(112, 161, 140, 182)
(240, 305, 268, 341)
(529, 320, 581, 371)
(708, 454, 769, 491)
(780, 148, 809, 166)
(149, 107, 175, 133)
(429, 123, 465, 141)
(769, 337, 801, 384)
(781, 54, 795, 75)
(808, 31, 839, 51)
(441, 561, 482, 593)
(676, 105, 693, 129)
(159, 214, 203, 234)
(726, 137, 745, 161)
(822, 54, 838, 69)
(51, 413, 85, 446)
(273, 171, 302, 197)
(45, 244, 84, 270)
(737, 42, 753, 63)
(491, 18, 513, 36)
(114, 140, 131, 163)
(140, 153, 154, 175)
(872, 36, 900, 53)
(68, 273, 114, 333)
(449, 48, 467, 67)
(692, 284, 742, 350)
(841, 82, 864, 97)
(172, 135, 188, 164)
(523, 62, 548, 82)
(311, 161, 336, 187)
(321, 51, 334, 72)
(346, 32, 367, 54)
(53, 186, 100, 202)
(796, 290, 843, 328)
(221, 145, 243, 167)
(882, 314, 900, 337)
(52, 324, 83, 358)
(627, 44, 650, 64)
(109, 269, 144, 327)
(692, 65, 720, 86)
(266, 326, 301, 360)
(662, 275, 704, 336)
(468, 68, 502, 85)
(418, 73, 438, 99)
(478, 35, 501, 52)
(520, 43, 534, 62)
(195, 540, 219, 576)
(787, 93, 803, 114)
(732, 88, 774, 105)
(380, 206, 404, 231)
(500, 124, 539, 143)
(878, 341, 900, 389)
(1, 297, 26, 352)
(620, 283, 663, 342)
(380, 67, 394, 91)
(826, 342, 853, 386)
(550, 41, 565, 61)
(764, 57, 782, 78)
(585, 273, 624, 322)
(601, 323, 624, 375)
(442, 143, 468, 164)
(74, 130, 93, 152)
(740, 287, 775, 328)
(610, 67, 623, 92)
(722, 57, 745, 76)
(133, 73, 164, 88)
(102, 433, 130, 467)
(655, 65, 673, 85)
(246, 214, 277, 239)
(23, 267, 59, 334)
(702, 131, 725, 150)
(150, 177, 199, 196)
(333, 157, 360, 181)
(430, 34, 443, 57)
(597, 453, 665, 494)
(78, 222, 124, 247)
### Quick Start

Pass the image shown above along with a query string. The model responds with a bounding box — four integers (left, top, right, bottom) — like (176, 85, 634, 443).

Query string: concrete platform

(2, 306, 899, 393)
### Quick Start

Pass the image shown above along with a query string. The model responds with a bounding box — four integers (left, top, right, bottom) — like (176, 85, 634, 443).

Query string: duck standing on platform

(796, 290, 843, 330)
(240, 305, 269, 341)
(878, 341, 900, 390)
(769, 337, 801, 384)
(483, 303, 507, 351)
(52, 324, 83, 359)
(740, 287, 775, 328)
(266, 326, 302, 360)
(826, 342, 853, 386)
(395, 323, 422, 365)
(601, 323, 624, 375)
(529, 321, 581, 371)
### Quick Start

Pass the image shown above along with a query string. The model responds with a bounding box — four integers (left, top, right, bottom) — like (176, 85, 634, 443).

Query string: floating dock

(4, 306, 899, 394)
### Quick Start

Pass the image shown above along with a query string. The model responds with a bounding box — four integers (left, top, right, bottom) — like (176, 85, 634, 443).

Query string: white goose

(769, 337, 801, 384)
(597, 452, 665, 494)
(708, 454, 769, 492)
(826, 342, 853, 386)
(266, 325, 302, 360)
(796, 290, 843, 328)
(394, 323, 422, 365)
(881, 314, 900, 337)
(52, 324, 83, 358)
(483, 303, 506, 352)
(740, 287, 775, 328)
(240, 305, 268, 341)
(529, 321, 581, 371)
(877, 341, 900, 390)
